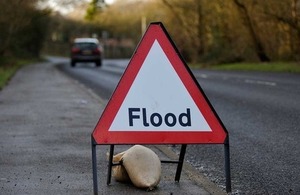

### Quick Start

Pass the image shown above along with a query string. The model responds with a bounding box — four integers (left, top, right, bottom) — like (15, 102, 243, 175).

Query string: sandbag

(122, 145, 161, 190)
(111, 151, 130, 182)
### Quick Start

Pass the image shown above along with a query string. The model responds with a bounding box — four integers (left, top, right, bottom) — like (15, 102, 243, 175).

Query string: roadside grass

(190, 62, 300, 73)
(0, 57, 39, 90)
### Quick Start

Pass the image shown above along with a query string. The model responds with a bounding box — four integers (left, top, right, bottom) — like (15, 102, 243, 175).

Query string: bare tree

(0, 0, 36, 55)
(161, 0, 205, 62)
(233, 0, 270, 62)
(263, 0, 300, 59)
(0, 0, 50, 57)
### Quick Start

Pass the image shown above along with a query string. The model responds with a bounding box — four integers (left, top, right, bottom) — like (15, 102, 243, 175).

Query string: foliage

(42, 13, 104, 56)
(0, 0, 51, 59)
(85, 0, 100, 21)
(84, 0, 300, 64)
(4, 0, 296, 65)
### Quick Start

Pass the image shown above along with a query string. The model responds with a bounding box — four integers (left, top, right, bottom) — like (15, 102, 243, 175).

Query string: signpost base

(92, 141, 231, 194)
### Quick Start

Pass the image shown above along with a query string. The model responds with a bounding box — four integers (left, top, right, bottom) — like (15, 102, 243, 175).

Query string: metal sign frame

(91, 139, 231, 195)
(90, 22, 231, 194)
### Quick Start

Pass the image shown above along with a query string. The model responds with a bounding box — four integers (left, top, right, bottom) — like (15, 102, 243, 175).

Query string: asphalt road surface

(54, 57, 300, 194)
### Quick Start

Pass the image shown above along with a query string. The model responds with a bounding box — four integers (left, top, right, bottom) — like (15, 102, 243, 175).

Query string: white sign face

(109, 40, 211, 132)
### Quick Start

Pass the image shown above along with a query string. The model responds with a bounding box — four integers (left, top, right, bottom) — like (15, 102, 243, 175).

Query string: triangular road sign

(92, 22, 228, 144)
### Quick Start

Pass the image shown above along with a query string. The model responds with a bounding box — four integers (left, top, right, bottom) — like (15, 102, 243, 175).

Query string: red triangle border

(92, 22, 228, 144)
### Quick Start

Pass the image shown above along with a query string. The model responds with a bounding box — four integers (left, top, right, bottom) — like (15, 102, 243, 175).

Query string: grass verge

(191, 62, 300, 73)
(0, 57, 39, 90)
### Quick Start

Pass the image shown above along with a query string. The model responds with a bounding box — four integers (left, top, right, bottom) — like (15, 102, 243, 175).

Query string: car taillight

(93, 48, 101, 54)
(71, 47, 80, 53)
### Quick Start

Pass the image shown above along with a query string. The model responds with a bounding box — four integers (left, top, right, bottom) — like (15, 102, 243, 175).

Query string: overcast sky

(41, 0, 115, 14)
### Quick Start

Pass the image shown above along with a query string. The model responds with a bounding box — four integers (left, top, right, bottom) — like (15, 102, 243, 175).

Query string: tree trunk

(291, 0, 300, 60)
(233, 0, 270, 62)
(196, 0, 204, 57)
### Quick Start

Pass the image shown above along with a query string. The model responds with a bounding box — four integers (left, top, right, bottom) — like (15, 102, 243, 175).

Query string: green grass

(0, 57, 38, 90)
(191, 62, 300, 73)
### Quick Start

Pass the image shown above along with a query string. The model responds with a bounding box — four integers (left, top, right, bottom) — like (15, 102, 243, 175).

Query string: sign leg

(175, 144, 187, 182)
(91, 136, 98, 195)
(224, 140, 232, 193)
(107, 144, 114, 185)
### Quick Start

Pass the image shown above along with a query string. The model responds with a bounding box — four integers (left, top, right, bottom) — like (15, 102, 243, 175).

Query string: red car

(70, 38, 103, 67)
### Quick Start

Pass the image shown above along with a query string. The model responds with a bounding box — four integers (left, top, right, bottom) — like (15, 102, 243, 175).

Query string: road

(54, 57, 300, 194)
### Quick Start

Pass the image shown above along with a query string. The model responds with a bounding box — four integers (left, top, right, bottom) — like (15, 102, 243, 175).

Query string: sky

(43, 0, 115, 14)
(106, 0, 114, 4)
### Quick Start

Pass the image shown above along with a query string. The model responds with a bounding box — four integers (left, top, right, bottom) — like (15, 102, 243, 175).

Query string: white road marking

(244, 79, 277, 86)
(196, 74, 208, 79)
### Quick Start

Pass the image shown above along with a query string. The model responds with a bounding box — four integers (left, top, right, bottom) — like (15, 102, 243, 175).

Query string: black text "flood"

(128, 108, 191, 127)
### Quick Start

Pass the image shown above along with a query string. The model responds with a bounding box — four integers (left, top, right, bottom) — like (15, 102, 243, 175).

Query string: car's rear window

(74, 42, 97, 49)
